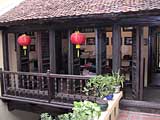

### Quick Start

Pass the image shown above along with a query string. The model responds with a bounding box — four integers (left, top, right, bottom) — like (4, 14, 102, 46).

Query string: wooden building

(0, 0, 160, 116)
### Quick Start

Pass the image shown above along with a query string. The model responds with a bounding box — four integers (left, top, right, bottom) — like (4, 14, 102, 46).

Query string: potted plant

(104, 85, 115, 100)
(83, 75, 115, 100)
(112, 71, 124, 93)
(83, 75, 105, 97)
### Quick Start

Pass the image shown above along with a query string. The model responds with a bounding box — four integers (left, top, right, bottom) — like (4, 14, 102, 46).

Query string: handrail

(0, 70, 92, 79)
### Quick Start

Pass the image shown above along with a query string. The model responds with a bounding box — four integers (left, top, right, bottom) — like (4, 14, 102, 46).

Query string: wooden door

(150, 29, 160, 86)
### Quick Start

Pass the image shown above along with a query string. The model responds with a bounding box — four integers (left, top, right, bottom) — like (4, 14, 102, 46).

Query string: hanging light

(70, 31, 86, 57)
(17, 34, 31, 56)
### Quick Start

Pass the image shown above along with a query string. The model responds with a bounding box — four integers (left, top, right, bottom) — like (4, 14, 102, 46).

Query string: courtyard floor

(118, 110, 160, 120)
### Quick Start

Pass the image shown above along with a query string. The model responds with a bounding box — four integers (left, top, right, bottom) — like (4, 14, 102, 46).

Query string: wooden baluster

(80, 79, 83, 94)
(60, 78, 64, 101)
(42, 77, 46, 98)
(8, 73, 11, 87)
(26, 75, 30, 89)
(67, 78, 69, 94)
(47, 70, 52, 102)
(73, 79, 76, 94)
(42, 76, 45, 90)
(17, 74, 21, 96)
(8, 73, 12, 95)
(31, 75, 34, 89)
(13, 73, 17, 96)
(54, 78, 57, 97)
(37, 76, 40, 98)
(21, 75, 25, 96)
(21, 75, 24, 88)
(32, 75, 35, 97)
(60, 78, 63, 93)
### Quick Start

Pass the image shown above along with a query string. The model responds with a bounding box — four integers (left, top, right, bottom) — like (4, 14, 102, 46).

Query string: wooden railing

(0, 70, 98, 105)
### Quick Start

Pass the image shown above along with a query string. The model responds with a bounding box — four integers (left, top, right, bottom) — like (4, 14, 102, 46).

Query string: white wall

(0, 31, 39, 120)
(8, 33, 17, 71)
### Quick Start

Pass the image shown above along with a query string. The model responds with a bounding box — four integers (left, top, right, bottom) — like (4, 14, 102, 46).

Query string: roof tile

(0, 0, 160, 23)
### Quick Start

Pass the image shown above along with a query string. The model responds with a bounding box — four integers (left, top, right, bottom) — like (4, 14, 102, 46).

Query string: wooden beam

(112, 24, 121, 73)
(68, 30, 73, 74)
(2, 31, 9, 70)
(49, 29, 56, 73)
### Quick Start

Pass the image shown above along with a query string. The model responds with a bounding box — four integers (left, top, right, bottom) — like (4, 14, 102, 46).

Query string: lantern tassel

(77, 49, 80, 58)
(76, 44, 81, 58)
(24, 50, 27, 56)
(23, 46, 27, 56)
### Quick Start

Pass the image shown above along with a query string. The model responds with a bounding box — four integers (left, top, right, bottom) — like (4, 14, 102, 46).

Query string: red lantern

(17, 34, 31, 55)
(71, 31, 86, 57)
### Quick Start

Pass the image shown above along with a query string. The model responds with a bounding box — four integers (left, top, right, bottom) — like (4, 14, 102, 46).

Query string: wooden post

(49, 29, 56, 73)
(112, 24, 121, 73)
(0, 68, 4, 95)
(15, 33, 21, 71)
(95, 28, 106, 74)
(2, 31, 9, 70)
(139, 27, 144, 100)
(132, 26, 144, 100)
(37, 32, 42, 72)
(148, 26, 156, 84)
(68, 30, 73, 74)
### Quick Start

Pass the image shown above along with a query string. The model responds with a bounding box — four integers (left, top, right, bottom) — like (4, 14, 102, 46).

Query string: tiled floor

(118, 110, 160, 120)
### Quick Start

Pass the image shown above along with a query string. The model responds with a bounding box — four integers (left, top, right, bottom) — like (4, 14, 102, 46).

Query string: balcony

(0, 70, 103, 113)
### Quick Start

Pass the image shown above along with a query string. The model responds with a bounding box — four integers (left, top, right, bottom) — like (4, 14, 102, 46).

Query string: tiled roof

(0, 0, 160, 24)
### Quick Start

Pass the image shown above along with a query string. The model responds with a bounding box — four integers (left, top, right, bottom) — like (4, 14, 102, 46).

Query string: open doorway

(150, 30, 160, 86)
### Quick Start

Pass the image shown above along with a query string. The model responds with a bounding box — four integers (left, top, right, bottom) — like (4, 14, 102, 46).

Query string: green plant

(40, 113, 52, 120)
(83, 75, 109, 98)
(83, 75, 116, 98)
(112, 71, 124, 88)
(58, 113, 74, 120)
(58, 101, 101, 120)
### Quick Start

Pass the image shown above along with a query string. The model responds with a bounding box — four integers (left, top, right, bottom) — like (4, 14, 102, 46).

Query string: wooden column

(2, 31, 9, 70)
(139, 27, 144, 100)
(68, 30, 73, 74)
(49, 29, 56, 73)
(132, 26, 144, 100)
(15, 33, 21, 71)
(112, 24, 121, 73)
(37, 32, 42, 72)
(148, 26, 156, 84)
(95, 28, 106, 74)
